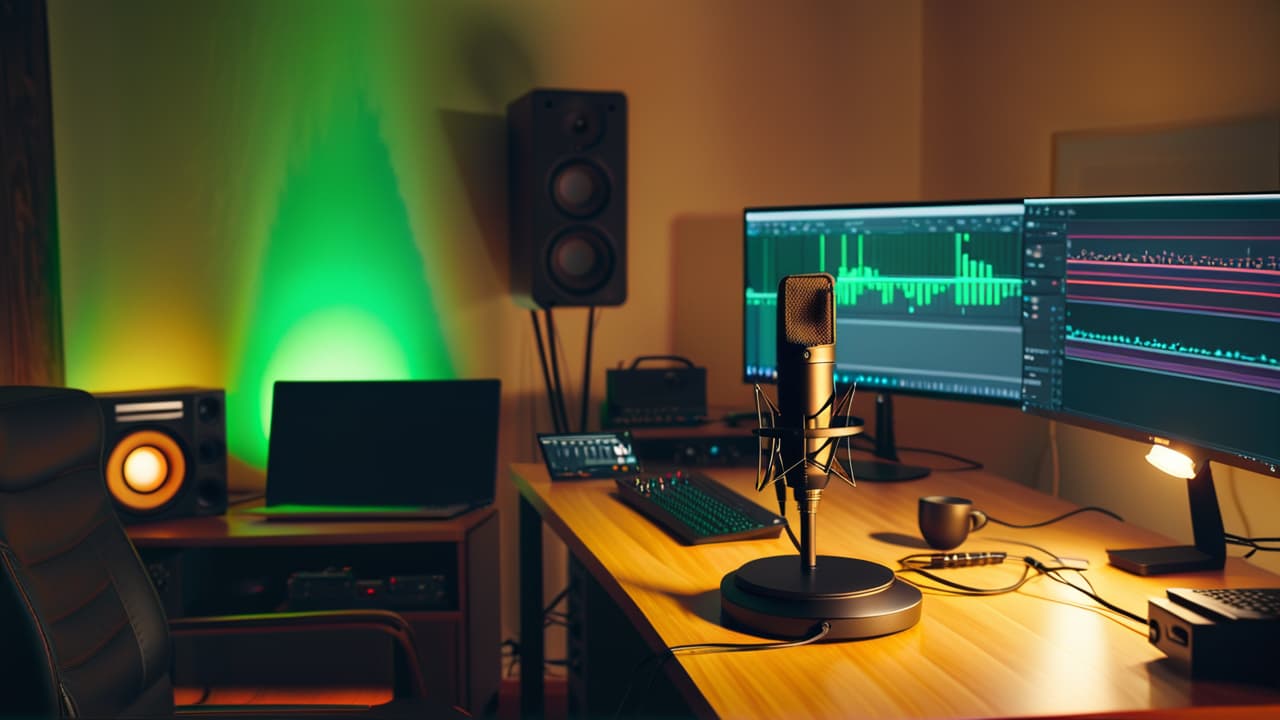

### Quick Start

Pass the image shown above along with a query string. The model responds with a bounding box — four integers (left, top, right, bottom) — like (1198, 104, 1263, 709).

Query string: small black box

(1148, 596, 1279, 684)
(605, 356, 707, 427)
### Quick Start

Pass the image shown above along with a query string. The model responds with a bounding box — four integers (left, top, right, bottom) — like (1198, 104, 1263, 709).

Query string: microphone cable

(612, 621, 831, 720)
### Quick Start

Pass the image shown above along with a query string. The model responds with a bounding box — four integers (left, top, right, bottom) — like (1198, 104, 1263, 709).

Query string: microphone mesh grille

(781, 274, 834, 346)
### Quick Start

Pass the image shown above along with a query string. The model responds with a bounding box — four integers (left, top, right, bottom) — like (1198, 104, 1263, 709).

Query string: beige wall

(921, 0, 1280, 573)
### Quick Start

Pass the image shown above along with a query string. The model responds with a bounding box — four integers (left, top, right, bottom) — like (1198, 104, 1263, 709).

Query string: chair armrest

(169, 609, 426, 698)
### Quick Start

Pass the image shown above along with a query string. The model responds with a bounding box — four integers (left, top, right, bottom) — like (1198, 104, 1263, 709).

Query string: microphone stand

(720, 387, 923, 641)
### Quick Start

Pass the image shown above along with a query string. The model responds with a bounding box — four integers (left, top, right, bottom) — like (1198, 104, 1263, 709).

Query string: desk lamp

(1106, 442, 1226, 576)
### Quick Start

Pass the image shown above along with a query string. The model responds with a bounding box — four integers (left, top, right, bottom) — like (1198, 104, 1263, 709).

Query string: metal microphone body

(776, 273, 838, 571)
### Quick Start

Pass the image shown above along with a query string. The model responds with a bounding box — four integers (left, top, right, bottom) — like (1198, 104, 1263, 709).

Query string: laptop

(244, 379, 501, 520)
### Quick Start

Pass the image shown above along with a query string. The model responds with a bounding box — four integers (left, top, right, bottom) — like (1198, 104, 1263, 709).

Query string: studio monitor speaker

(508, 88, 627, 308)
(95, 387, 228, 523)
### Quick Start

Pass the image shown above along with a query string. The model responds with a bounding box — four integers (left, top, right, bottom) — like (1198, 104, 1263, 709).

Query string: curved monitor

(1020, 192, 1280, 476)
(743, 200, 1026, 404)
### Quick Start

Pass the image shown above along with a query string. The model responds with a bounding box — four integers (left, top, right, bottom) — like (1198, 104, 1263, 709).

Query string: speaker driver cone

(550, 160, 609, 218)
(106, 429, 186, 512)
(547, 227, 614, 295)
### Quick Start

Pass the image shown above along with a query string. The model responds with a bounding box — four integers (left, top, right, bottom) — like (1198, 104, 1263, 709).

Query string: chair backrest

(0, 386, 174, 718)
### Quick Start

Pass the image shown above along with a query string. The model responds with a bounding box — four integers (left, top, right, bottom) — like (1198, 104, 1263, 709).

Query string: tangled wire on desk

(896, 540, 1146, 625)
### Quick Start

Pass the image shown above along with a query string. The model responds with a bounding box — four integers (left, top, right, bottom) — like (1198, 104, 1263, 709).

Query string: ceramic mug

(918, 495, 988, 550)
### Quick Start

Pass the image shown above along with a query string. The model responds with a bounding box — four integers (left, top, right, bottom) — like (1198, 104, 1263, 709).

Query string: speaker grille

(780, 274, 834, 347)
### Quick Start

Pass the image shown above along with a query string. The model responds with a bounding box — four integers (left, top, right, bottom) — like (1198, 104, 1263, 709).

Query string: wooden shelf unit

(127, 504, 500, 713)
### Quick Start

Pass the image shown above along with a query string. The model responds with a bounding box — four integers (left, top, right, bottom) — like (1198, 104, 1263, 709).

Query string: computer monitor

(743, 200, 1026, 480)
(1020, 192, 1280, 573)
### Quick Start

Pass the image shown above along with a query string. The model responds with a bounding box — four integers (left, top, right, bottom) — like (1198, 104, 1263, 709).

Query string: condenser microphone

(776, 273, 838, 569)
(777, 273, 837, 493)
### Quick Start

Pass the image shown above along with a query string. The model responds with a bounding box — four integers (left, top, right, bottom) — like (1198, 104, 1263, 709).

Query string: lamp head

(1145, 442, 1196, 480)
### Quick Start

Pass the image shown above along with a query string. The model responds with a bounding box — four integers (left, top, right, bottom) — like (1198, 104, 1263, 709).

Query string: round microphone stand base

(720, 555, 922, 641)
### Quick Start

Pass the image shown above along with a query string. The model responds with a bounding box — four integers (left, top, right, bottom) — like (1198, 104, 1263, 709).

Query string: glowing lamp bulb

(122, 446, 169, 493)
(1145, 444, 1196, 480)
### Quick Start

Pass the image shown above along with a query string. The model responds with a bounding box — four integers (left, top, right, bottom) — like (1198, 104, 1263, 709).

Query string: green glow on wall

(229, 96, 453, 469)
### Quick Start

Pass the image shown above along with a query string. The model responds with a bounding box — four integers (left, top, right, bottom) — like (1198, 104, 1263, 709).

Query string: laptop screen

(264, 379, 501, 508)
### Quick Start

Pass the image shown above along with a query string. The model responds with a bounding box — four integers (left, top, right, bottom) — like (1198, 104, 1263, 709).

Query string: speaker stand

(720, 555, 921, 640)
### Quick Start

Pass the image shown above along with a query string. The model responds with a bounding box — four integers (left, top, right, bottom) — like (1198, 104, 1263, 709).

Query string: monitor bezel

(741, 197, 1027, 408)
(1023, 403, 1280, 479)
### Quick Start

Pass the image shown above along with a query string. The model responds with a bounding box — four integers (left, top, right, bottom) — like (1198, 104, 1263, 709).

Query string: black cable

(896, 446, 984, 471)
(989, 539, 1143, 627)
(187, 686, 212, 706)
(897, 556, 1037, 595)
(544, 308, 571, 434)
(991, 537, 1104, 600)
(986, 506, 1124, 529)
(530, 311, 567, 433)
(500, 639, 520, 677)
(782, 519, 801, 553)
(1226, 533, 1280, 558)
(896, 551, 1147, 626)
(543, 584, 570, 615)
(1026, 558, 1146, 624)
(770, 490, 802, 553)
(580, 306, 597, 432)
(612, 622, 831, 720)
(662, 622, 831, 654)
(844, 436, 984, 472)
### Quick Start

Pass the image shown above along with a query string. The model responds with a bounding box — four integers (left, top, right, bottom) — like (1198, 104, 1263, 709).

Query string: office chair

(0, 386, 463, 718)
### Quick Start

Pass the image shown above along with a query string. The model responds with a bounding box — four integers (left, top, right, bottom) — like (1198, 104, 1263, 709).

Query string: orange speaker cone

(106, 429, 186, 512)
(122, 445, 168, 493)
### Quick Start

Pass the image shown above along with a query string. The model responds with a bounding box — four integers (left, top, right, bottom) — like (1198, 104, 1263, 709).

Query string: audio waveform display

(1068, 234, 1280, 270)
(1065, 324, 1280, 393)
(1066, 326, 1277, 367)
(743, 202, 1026, 402)
(1021, 194, 1280, 471)
(834, 232, 1021, 309)
(1064, 231, 1280, 395)
(747, 230, 1022, 317)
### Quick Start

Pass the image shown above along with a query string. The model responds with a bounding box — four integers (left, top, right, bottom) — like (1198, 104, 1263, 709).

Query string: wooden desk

(127, 504, 500, 713)
(512, 462, 1280, 719)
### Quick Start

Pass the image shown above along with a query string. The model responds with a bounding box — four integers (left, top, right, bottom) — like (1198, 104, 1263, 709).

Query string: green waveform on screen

(748, 232, 1022, 309)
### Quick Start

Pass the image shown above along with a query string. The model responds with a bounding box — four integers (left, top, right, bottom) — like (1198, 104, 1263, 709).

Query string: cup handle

(970, 509, 989, 532)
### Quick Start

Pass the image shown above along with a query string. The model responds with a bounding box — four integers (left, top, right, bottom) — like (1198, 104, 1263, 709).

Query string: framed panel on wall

(1052, 115, 1280, 197)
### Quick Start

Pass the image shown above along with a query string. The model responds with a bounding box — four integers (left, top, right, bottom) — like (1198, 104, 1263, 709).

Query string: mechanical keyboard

(614, 470, 786, 545)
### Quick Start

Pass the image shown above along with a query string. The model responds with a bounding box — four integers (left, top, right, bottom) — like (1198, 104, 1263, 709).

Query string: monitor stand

(848, 393, 930, 482)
